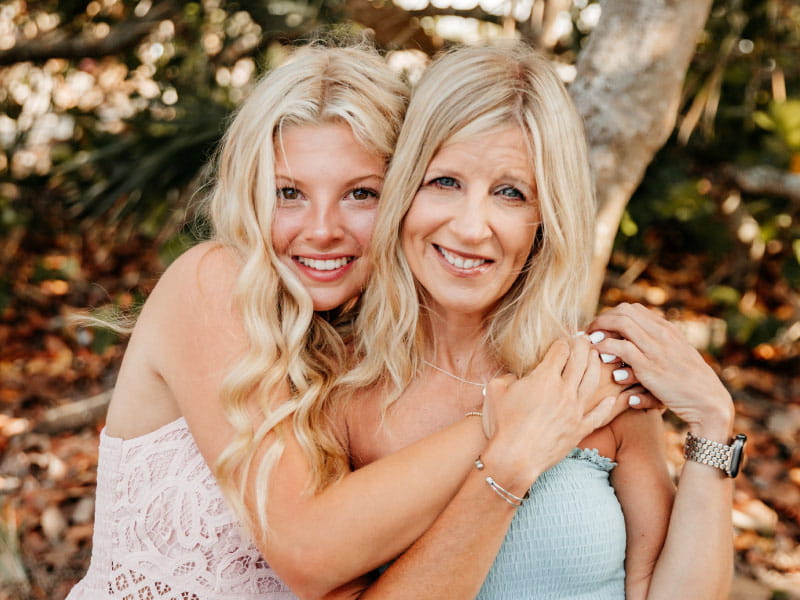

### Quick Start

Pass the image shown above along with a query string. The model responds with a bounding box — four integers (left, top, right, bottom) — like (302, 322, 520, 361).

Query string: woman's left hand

(587, 302, 734, 441)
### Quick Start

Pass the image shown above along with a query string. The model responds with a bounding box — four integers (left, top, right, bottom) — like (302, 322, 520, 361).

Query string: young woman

(262, 44, 737, 599)
(65, 43, 410, 599)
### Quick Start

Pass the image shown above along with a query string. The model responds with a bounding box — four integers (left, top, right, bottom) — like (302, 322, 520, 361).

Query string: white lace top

(66, 417, 297, 600)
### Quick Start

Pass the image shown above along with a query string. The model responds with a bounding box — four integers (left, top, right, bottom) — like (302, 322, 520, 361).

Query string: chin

(310, 293, 358, 313)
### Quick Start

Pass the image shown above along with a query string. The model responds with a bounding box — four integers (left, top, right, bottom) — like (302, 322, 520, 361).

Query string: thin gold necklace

(423, 359, 498, 396)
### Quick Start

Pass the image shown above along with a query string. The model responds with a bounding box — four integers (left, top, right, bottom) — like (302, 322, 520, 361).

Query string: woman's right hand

(478, 336, 620, 490)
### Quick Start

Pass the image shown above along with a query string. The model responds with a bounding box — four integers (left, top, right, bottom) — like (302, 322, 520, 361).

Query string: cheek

(350, 208, 378, 248)
(509, 221, 540, 266)
(270, 212, 295, 256)
(399, 217, 420, 265)
(399, 202, 425, 248)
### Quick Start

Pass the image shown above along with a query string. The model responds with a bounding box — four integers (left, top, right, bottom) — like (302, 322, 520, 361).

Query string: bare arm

(609, 409, 674, 599)
(263, 415, 487, 597)
(326, 337, 627, 599)
(590, 303, 735, 599)
(146, 244, 494, 598)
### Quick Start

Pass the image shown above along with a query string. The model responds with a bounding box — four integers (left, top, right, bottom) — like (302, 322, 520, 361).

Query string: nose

(450, 190, 492, 244)
(302, 198, 345, 246)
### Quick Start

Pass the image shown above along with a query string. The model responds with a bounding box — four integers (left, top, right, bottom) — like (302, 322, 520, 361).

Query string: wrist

(479, 439, 541, 497)
(688, 398, 735, 444)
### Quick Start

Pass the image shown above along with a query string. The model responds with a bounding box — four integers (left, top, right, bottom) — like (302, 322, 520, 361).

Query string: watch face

(728, 434, 747, 478)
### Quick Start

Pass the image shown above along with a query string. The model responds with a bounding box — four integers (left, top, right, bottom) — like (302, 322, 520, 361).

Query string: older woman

(262, 43, 738, 600)
(349, 44, 737, 599)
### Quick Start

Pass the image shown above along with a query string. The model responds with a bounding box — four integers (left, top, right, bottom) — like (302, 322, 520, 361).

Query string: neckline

(101, 415, 188, 445)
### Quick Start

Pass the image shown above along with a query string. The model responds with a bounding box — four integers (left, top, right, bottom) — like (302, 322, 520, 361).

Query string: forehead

(430, 126, 534, 178)
(273, 122, 384, 174)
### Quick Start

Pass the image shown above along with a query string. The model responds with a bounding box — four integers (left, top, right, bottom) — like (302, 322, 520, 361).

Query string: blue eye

(428, 176, 458, 189)
(497, 186, 526, 201)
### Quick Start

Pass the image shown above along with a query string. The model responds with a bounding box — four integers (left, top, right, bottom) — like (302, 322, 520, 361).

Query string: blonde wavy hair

(206, 43, 407, 536)
(342, 43, 595, 407)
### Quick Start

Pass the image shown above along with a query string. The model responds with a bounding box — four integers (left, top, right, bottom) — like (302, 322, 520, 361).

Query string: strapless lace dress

(66, 417, 296, 600)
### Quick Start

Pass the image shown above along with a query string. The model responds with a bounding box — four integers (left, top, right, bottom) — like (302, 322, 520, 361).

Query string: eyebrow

(273, 172, 385, 187)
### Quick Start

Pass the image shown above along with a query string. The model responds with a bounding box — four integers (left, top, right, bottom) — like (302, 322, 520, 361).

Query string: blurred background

(0, 0, 798, 598)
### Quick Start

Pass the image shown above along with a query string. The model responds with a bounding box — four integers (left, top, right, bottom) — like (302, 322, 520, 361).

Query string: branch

(721, 164, 800, 204)
(345, 0, 503, 52)
(0, 2, 179, 66)
(33, 390, 112, 434)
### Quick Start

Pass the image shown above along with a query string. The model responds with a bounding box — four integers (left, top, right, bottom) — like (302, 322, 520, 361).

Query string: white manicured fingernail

(600, 353, 616, 363)
(628, 395, 641, 406)
(588, 331, 605, 344)
(573, 330, 586, 338)
(613, 368, 629, 382)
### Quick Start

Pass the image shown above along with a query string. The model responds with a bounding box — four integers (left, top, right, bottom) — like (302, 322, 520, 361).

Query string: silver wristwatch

(684, 432, 747, 478)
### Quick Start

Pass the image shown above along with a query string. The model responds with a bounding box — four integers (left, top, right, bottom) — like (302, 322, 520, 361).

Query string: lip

(292, 254, 357, 282)
(432, 244, 493, 277)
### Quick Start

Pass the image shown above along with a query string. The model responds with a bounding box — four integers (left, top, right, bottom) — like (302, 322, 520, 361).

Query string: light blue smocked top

(475, 448, 626, 599)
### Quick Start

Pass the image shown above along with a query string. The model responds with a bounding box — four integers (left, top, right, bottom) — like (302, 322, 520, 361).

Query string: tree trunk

(570, 0, 714, 317)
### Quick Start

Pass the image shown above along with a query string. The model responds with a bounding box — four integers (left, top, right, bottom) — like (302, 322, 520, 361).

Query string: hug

(69, 41, 740, 600)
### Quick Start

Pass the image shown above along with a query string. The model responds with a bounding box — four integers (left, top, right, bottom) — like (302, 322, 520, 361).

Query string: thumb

(586, 396, 617, 431)
(481, 374, 516, 439)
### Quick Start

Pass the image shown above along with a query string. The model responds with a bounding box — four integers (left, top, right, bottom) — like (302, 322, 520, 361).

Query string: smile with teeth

(296, 256, 354, 271)
(435, 245, 489, 269)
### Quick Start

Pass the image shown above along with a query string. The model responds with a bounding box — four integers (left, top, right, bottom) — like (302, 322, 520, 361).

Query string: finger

(488, 373, 516, 388)
(482, 374, 522, 438)
(591, 303, 651, 334)
(577, 350, 602, 408)
(481, 381, 502, 439)
(539, 338, 571, 374)
(620, 387, 664, 412)
(562, 336, 591, 383)
(586, 330, 623, 354)
(591, 337, 646, 373)
(630, 302, 666, 323)
(599, 351, 621, 365)
(611, 366, 634, 385)
(590, 303, 667, 350)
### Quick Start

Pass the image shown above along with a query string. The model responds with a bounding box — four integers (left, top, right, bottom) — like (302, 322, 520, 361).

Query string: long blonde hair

(344, 43, 595, 406)
(208, 43, 407, 537)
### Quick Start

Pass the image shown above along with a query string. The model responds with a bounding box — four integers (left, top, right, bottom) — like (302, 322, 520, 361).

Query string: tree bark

(570, 0, 714, 316)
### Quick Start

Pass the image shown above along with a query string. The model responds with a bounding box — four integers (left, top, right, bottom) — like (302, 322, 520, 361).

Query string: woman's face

(401, 126, 541, 321)
(271, 123, 385, 312)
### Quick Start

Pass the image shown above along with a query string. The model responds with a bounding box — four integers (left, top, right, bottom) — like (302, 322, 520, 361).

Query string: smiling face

(270, 122, 385, 311)
(400, 126, 541, 321)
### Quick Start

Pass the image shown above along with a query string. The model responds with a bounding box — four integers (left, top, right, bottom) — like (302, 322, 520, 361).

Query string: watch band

(684, 432, 747, 478)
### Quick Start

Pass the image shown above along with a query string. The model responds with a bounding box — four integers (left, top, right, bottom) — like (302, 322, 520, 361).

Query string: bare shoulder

(149, 241, 241, 310)
(106, 242, 245, 438)
(142, 241, 250, 367)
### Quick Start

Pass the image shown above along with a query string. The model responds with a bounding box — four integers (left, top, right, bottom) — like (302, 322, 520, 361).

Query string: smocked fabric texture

(66, 417, 297, 600)
(475, 448, 627, 599)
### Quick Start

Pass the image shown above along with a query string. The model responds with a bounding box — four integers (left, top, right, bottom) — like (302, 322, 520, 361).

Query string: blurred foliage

(0, 0, 798, 349)
(615, 0, 800, 355)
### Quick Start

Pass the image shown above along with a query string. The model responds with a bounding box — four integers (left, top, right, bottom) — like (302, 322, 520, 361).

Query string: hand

(588, 303, 734, 441)
(584, 330, 663, 416)
(479, 337, 618, 489)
